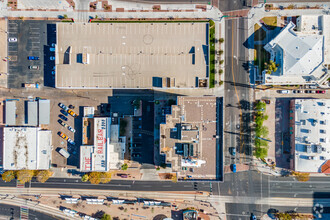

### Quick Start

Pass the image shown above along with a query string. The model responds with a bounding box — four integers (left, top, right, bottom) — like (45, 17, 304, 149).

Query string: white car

(278, 90, 290, 94)
(8, 37, 17, 42)
(68, 126, 76, 133)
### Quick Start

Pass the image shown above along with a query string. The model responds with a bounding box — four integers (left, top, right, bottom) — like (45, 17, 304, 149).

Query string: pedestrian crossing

(20, 206, 29, 220)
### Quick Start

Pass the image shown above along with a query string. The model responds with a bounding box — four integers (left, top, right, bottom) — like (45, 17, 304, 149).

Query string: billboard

(95, 118, 107, 155)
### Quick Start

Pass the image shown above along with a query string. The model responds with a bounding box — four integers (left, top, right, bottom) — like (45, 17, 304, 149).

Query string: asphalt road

(0, 203, 60, 220)
(224, 17, 252, 166)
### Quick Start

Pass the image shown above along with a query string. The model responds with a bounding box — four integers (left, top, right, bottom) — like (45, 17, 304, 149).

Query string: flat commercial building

(290, 99, 330, 173)
(160, 96, 222, 180)
(3, 127, 52, 170)
(5, 101, 16, 126)
(80, 114, 126, 172)
(55, 22, 209, 89)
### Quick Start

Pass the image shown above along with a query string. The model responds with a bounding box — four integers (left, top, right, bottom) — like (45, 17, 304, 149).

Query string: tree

(218, 50, 224, 55)
(219, 38, 224, 43)
(171, 174, 177, 183)
(219, 60, 224, 65)
(121, 163, 128, 171)
(254, 147, 268, 159)
(276, 213, 292, 220)
(63, 14, 68, 19)
(265, 60, 278, 74)
(219, 69, 223, 74)
(292, 172, 310, 182)
(101, 213, 112, 220)
(36, 170, 53, 183)
(100, 172, 112, 184)
(17, 170, 34, 184)
(219, 81, 224, 86)
(88, 172, 101, 184)
(255, 101, 266, 111)
(2, 171, 15, 182)
(81, 174, 89, 182)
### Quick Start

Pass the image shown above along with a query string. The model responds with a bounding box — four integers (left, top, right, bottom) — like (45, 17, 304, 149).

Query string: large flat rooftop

(3, 127, 52, 170)
(291, 99, 330, 173)
(56, 22, 208, 89)
(160, 96, 221, 180)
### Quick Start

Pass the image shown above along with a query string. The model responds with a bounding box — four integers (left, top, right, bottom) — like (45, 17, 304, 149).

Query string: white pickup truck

(59, 148, 70, 159)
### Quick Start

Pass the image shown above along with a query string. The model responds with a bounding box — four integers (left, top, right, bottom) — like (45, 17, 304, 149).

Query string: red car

(316, 90, 326, 94)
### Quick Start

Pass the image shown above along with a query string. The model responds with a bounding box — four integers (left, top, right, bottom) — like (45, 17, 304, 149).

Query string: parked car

(60, 109, 69, 116)
(278, 90, 289, 94)
(50, 47, 55, 52)
(51, 71, 55, 75)
(58, 103, 69, 111)
(58, 119, 68, 128)
(57, 131, 68, 141)
(304, 90, 312, 93)
(69, 105, 75, 109)
(8, 37, 17, 42)
(58, 148, 70, 159)
(263, 99, 270, 104)
(59, 114, 68, 121)
(50, 56, 55, 61)
(68, 126, 76, 133)
(51, 43, 56, 47)
(316, 90, 326, 94)
(231, 147, 236, 156)
(28, 65, 39, 70)
(232, 164, 236, 173)
(250, 213, 257, 220)
(28, 56, 39, 60)
(68, 109, 78, 118)
(68, 138, 75, 145)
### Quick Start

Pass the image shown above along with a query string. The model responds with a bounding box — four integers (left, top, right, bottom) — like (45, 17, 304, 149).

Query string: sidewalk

(0, 18, 7, 88)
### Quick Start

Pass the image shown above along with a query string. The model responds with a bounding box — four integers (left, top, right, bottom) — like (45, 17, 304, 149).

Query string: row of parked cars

(278, 90, 326, 94)
(57, 103, 78, 146)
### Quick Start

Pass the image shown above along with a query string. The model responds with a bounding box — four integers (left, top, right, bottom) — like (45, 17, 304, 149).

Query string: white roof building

(80, 117, 125, 172)
(3, 127, 52, 170)
(290, 99, 330, 172)
(263, 16, 330, 85)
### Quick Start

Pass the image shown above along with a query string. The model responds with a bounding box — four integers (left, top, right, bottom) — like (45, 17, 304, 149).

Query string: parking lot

(7, 20, 56, 88)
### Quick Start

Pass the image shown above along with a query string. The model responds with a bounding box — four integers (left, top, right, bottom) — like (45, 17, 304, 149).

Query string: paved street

(224, 17, 252, 167)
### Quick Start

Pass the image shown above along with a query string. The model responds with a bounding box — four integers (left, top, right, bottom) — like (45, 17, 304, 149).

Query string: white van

(59, 148, 70, 159)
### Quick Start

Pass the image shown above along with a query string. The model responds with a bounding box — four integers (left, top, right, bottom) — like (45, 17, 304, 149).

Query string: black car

(59, 114, 68, 121)
(69, 105, 75, 109)
(60, 109, 69, 116)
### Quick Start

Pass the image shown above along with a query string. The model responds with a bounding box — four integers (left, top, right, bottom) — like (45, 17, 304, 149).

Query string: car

(297, 90, 302, 93)
(132, 153, 141, 158)
(316, 90, 326, 94)
(50, 47, 55, 52)
(60, 109, 69, 116)
(232, 164, 236, 173)
(52, 66, 56, 71)
(58, 103, 69, 111)
(293, 90, 297, 93)
(263, 99, 270, 104)
(59, 114, 68, 121)
(50, 56, 55, 61)
(28, 65, 39, 70)
(68, 109, 78, 118)
(231, 147, 236, 156)
(68, 126, 76, 133)
(51, 71, 55, 75)
(278, 90, 289, 94)
(250, 213, 257, 220)
(304, 90, 312, 93)
(51, 43, 56, 47)
(68, 138, 75, 145)
(58, 119, 68, 128)
(8, 37, 17, 42)
(28, 56, 39, 60)
(69, 105, 75, 109)
(57, 131, 68, 141)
